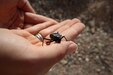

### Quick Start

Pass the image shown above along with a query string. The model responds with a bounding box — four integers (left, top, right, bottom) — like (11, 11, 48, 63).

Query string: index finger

(61, 22, 85, 40)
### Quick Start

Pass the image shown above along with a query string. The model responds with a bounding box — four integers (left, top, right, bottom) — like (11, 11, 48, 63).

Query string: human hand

(0, 19, 85, 75)
(0, 29, 77, 75)
(0, 0, 57, 29)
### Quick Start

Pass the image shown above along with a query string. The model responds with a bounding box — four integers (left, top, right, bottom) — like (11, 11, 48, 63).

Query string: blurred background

(29, 0, 113, 75)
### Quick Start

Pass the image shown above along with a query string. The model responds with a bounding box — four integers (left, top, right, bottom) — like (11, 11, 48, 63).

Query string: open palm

(0, 19, 84, 75)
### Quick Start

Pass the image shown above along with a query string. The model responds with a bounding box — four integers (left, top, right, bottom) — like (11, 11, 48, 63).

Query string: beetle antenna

(42, 40, 44, 46)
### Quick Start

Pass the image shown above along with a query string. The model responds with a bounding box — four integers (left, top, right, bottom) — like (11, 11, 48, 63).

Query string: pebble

(61, 60, 68, 65)
(85, 57, 90, 62)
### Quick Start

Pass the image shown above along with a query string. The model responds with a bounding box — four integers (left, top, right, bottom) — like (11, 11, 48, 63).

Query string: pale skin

(0, 19, 85, 75)
(0, 0, 85, 75)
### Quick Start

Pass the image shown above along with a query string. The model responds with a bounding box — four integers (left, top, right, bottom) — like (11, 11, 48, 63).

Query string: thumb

(37, 41, 77, 62)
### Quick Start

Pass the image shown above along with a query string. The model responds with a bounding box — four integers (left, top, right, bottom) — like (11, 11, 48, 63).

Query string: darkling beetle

(43, 32, 67, 45)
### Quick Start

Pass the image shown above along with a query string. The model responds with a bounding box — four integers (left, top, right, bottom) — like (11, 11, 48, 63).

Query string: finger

(11, 29, 31, 37)
(25, 21, 56, 34)
(42, 18, 80, 39)
(11, 29, 41, 44)
(56, 18, 81, 33)
(29, 41, 77, 63)
(17, 0, 35, 13)
(24, 12, 58, 25)
(23, 24, 34, 28)
(61, 22, 85, 40)
(39, 19, 71, 37)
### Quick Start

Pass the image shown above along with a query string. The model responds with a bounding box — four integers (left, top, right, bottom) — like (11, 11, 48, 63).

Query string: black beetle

(43, 32, 67, 45)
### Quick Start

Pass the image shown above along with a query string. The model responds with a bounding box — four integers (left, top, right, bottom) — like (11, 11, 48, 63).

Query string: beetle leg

(44, 38, 53, 45)
(44, 38, 51, 40)
(62, 36, 68, 41)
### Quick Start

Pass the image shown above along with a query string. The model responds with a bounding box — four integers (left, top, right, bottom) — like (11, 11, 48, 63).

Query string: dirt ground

(29, 0, 113, 75)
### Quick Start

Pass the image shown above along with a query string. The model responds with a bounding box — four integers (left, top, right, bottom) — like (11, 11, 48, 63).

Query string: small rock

(61, 60, 68, 65)
(96, 68, 101, 72)
(85, 57, 90, 62)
